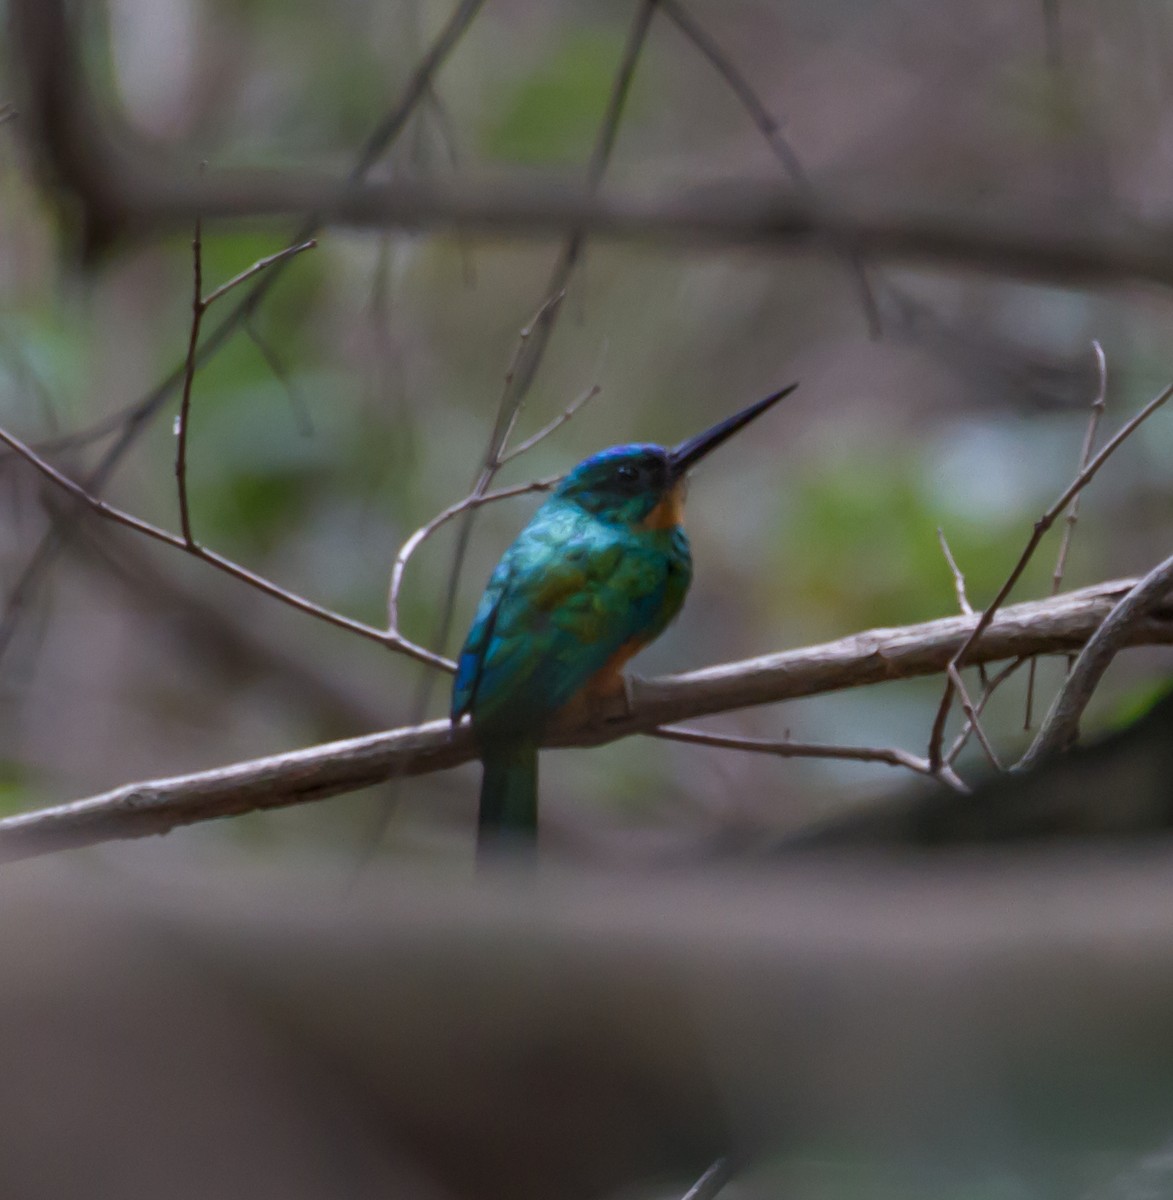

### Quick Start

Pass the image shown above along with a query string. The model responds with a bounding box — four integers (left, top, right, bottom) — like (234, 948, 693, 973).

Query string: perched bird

(452, 384, 797, 850)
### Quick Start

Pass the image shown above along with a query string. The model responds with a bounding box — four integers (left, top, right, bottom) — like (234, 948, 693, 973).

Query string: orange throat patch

(641, 480, 686, 530)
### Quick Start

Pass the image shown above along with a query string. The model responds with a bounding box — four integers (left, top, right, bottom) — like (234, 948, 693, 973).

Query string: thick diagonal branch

(0, 577, 1167, 862)
(1018, 553, 1173, 767)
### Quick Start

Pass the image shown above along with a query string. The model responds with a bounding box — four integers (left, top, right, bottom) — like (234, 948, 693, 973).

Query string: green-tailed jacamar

(452, 383, 797, 850)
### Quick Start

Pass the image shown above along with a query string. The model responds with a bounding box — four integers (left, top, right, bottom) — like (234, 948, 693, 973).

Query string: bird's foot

(590, 673, 639, 724)
(559, 672, 638, 732)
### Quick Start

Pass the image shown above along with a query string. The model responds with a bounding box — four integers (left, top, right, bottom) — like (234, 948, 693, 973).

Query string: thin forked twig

(387, 476, 559, 631)
(1054, 340, 1107, 592)
(498, 383, 603, 466)
(483, 0, 654, 474)
(657, 0, 882, 335)
(174, 227, 316, 545)
(658, 0, 806, 184)
(488, 289, 568, 472)
(927, 377, 1173, 769)
(946, 661, 1002, 771)
(387, 379, 602, 631)
(243, 317, 314, 436)
(420, 83, 478, 285)
(653, 723, 970, 791)
(937, 527, 974, 617)
(944, 655, 1027, 767)
(0, 0, 488, 666)
(1019, 550, 1173, 768)
(26, 407, 137, 455)
(0, 422, 454, 672)
(1025, 338, 1107, 726)
(937, 526, 989, 692)
(202, 242, 319, 308)
(175, 214, 204, 545)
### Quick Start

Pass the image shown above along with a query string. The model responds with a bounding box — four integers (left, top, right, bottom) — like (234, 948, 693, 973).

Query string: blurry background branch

(26, 149, 1173, 292)
(0, 575, 1167, 861)
(0, 0, 488, 669)
(14, 0, 1173, 289)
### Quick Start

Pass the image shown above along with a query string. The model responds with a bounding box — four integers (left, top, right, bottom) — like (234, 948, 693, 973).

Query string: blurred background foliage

(0, 0, 1171, 859)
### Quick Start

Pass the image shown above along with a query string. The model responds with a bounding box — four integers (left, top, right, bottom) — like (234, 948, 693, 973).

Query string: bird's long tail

(478, 738, 539, 852)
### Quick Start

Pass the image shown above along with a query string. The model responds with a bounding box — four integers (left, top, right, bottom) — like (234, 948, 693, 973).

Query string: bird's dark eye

(616, 464, 639, 483)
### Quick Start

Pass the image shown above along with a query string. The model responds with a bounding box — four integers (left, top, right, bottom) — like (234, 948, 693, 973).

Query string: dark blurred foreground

(3, 845, 1173, 1200)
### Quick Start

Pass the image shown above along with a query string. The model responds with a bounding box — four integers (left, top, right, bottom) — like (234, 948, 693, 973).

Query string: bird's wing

(450, 553, 517, 722)
(452, 506, 683, 732)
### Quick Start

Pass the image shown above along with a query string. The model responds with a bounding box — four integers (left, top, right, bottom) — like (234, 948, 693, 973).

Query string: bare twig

(937, 527, 974, 617)
(201, 240, 318, 308)
(927, 379, 1173, 769)
(387, 476, 559, 630)
(1054, 340, 1107, 591)
(462, 0, 656, 512)
(680, 1157, 733, 1200)
(653, 723, 952, 784)
(947, 661, 1003, 771)
(66, 511, 390, 733)
(434, 0, 659, 664)
(0, 0, 487, 665)
(659, 0, 806, 185)
(486, 289, 569, 472)
(937, 528, 988, 689)
(175, 233, 316, 545)
(659, 0, 882, 335)
(1018, 552, 1173, 768)
(497, 384, 603, 465)
(29, 398, 177, 455)
(0, 422, 454, 672)
(1025, 339, 1107, 726)
(0, 327, 60, 434)
(417, 70, 476, 284)
(945, 656, 1027, 766)
(343, 0, 488, 184)
(0, 577, 1164, 861)
(243, 317, 314, 436)
(175, 215, 204, 545)
(424, 82, 464, 177)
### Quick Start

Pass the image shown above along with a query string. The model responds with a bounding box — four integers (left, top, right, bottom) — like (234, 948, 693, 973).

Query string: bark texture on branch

(0, 578, 1168, 861)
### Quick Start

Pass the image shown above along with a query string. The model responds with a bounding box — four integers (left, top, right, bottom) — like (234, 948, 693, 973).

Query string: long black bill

(668, 382, 798, 479)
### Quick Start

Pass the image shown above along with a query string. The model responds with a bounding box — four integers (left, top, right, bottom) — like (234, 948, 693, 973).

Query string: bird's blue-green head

(554, 382, 797, 527)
